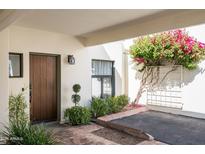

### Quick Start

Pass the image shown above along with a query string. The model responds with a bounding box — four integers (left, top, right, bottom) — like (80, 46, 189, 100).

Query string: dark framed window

(92, 59, 115, 98)
(9, 53, 23, 78)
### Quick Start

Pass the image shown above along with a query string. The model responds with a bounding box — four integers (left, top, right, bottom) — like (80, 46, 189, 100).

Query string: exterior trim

(9, 52, 23, 78)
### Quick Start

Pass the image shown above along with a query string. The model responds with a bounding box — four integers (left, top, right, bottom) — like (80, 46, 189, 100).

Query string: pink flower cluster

(172, 30, 205, 55)
(133, 29, 205, 64)
(199, 42, 205, 49)
(134, 57, 144, 63)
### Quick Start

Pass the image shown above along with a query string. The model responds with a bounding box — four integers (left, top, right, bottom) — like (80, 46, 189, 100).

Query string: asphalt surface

(111, 110, 205, 145)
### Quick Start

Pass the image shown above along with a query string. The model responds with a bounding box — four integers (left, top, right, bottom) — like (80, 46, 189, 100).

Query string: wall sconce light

(68, 55, 75, 65)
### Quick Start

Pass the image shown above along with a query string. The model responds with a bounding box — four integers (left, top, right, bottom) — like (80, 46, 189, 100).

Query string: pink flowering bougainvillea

(129, 29, 205, 71)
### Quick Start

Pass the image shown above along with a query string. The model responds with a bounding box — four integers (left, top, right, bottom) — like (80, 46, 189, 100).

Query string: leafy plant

(73, 84, 81, 93)
(3, 123, 55, 145)
(116, 95, 129, 109)
(129, 29, 205, 71)
(64, 106, 91, 125)
(91, 95, 129, 118)
(106, 95, 129, 113)
(9, 92, 28, 125)
(2, 92, 55, 145)
(106, 97, 117, 113)
(129, 29, 205, 104)
(90, 97, 108, 118)
(71, 84, 81, 106)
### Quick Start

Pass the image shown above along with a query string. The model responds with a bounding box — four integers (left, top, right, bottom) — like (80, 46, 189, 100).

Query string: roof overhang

(78, 10, 205, 46)
(1, 9, 205, 46)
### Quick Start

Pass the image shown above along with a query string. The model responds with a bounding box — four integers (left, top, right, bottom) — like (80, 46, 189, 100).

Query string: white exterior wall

(127, 24, 205, 116)
(181, 25, 205, 114)
(7, 26, 124, 123)
(0, 29, 9, 129)
(103, 42, 125, 95)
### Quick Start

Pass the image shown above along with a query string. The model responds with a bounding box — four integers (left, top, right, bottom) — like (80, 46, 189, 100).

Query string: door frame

(29, 52, 61, 122)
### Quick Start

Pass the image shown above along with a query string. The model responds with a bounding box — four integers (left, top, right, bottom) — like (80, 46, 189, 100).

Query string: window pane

(92, 78, 102, 98)
(9, 54, 21, 77)
(102, 77, 112, 98)
(92, 60, 112, 76)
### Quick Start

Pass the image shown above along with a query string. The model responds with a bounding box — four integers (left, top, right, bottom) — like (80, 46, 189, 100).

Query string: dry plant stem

(159, 65, 178, 85)
(134, 67, 153, 104)
(134, 65, 178, 104)
(151, 66, 160, 88)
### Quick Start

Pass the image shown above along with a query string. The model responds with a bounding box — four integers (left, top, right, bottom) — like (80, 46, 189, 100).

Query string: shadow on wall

(183, 65, 205, 86)
(133, 64, 205, 90)
(132, 64, 205, 108)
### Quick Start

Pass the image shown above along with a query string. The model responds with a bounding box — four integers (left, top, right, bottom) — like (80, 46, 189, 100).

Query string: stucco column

(122, 44, 129, 96)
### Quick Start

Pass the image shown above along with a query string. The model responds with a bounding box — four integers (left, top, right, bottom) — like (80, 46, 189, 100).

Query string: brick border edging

(92, 107, 154, 141)
(97, 107, 148, 122)
(94, 118, 154, 141)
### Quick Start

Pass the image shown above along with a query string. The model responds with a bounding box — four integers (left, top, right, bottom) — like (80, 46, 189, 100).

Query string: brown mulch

(92, 127, 145, 145)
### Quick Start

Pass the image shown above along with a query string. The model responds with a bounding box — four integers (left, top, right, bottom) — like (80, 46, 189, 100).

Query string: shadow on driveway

(111, 110, 205, 145)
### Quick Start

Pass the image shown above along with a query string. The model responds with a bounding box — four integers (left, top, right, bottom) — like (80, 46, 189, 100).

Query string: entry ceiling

(14, 9, 163, 36)
(2, 9, 205, 46)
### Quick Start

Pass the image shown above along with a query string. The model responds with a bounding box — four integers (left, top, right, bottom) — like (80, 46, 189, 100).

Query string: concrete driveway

(112, 110, 205, 145)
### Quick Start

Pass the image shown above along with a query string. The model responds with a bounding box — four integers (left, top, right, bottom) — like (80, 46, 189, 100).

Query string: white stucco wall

(7, 26, 124, 122)
(181, 25, 205, 114)
(103, 42, 125, 95)
(127, 24, 205, 116)
(0, 29, 9, 129)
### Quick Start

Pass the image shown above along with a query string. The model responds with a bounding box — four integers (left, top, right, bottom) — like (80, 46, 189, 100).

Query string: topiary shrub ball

(73, 84, 81, 93)
(71, 94, 81, 105)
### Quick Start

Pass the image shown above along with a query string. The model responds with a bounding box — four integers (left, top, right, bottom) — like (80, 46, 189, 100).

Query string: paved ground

(50, 123, 158, 145)
(111, 110, 205, 145)
(51, 123, 115, 144)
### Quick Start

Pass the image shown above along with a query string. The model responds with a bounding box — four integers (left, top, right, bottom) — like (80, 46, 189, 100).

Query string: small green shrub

(116, 95, 129, 110)
(106, 95, 129, 113)
(9, 92, 28, 125)
(106, 97, 118, 113)
(91, 95, 129, 118)
(64, 106, 91, 125)
(71, 94, 81, 105)
(3, 123, 55, 145)
(90, 97, 108, 118)
(71, 84, 81, 106)
(2, 92, 55, 145)
(73, 84, 81, 93)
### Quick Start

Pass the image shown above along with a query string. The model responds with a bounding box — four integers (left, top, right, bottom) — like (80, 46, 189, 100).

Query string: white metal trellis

(146, 65, 183, 109)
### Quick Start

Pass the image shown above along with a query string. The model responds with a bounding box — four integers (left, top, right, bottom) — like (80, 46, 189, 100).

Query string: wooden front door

(30, 54, 58, 122)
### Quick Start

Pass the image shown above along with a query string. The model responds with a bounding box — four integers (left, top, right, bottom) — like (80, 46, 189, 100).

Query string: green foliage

(71, 84, 81, 106)
(71, 94, 81, 105)
(64, 106, 91, 125)
(91, 95, 129, 118)
(107, 95, 129, 113)
(2, 92, 55, 145)
(9, 93, 28, 125)
(105, 97, 117, 113)
(129, 29, 205, 71)
(90, 97, 108, 118)
(115, 95, 129, 111)
(72, 84, 81, 93)
(3, 123, 55, 145)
